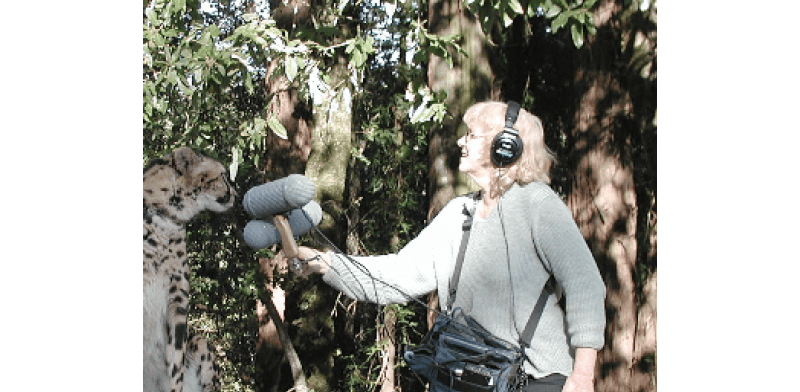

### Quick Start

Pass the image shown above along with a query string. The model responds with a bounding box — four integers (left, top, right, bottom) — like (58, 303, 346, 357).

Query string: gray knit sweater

(322, 181, 606, 378)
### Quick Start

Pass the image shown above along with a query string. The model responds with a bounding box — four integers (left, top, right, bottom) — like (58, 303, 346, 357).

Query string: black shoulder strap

(518, 275, 555, 348)
(446, 202, 475, 311)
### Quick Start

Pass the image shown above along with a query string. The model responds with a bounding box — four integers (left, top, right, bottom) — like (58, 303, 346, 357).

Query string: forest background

(143, 0, 656, 391)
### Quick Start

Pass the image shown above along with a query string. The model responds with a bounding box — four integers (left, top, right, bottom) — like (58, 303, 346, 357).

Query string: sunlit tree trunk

(306, 87, 352, 236)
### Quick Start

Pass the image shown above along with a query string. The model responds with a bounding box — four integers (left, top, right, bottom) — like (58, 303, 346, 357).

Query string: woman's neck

(475, 189, 499, 219)
(469, 170, 502, 219)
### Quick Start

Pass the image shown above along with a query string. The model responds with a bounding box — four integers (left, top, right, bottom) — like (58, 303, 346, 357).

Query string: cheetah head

(143, 147, 237, 223)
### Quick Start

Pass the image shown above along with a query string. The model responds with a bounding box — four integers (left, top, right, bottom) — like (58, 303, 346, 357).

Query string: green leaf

(229, 146, 240, 182)
(570, 23, 584, 48)
(508, 0, 524, 14)
(286, 56, 298, 82)
(585, 21, 597, 35)
(551, 12, 569, 33)
(363, 35, 376, 54)
(173, 0, 186, 13)
(267, 114, 288, 139)
(244, 71, 254, 95)
(503, 10, 515, 27)
(546, 4, 562, 18)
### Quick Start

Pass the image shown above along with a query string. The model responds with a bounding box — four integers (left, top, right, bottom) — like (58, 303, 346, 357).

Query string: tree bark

(565, 1, 657, 391)
(254, 3, 314, 386)
(256, 256, 303, 392)
(263, 287, 309, 392)
(305, 86, 352, 236)
(426, 0, 497, 219)
(378, 306, 397, 392)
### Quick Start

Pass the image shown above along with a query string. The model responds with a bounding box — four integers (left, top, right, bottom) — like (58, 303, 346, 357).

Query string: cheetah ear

(172, 147, 200, 176)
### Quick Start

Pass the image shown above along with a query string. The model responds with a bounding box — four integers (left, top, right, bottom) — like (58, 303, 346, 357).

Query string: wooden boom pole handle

(273, 214, 299, 259)
(273, 214, 305, 274)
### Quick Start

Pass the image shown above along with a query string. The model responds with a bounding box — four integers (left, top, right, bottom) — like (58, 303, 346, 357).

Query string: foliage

(186, 214, 262, 391)
(144, 0, 262, 174)
(143, 0, 371, 172)
(143, 0, 455, 168)
(465, 0, 598, 48)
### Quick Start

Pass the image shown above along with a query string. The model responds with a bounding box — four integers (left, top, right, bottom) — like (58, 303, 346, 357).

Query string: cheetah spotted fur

(144, 147, 236, 392)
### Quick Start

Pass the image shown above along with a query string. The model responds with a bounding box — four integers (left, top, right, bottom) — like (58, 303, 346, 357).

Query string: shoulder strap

(518, 275, 555, 348)
(446, 202, 475, 311)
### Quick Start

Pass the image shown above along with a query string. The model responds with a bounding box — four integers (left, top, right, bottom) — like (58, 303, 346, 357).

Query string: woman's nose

(456, 135, 466, 147)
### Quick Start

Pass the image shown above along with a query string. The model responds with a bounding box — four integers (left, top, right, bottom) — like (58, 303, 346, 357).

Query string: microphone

(241, 174, 322, 271)
(243, 200, 323, 250)
(243, 174, 316, 219)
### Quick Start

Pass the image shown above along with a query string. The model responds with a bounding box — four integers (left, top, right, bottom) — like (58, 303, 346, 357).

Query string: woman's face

(457, 124, 494, 178)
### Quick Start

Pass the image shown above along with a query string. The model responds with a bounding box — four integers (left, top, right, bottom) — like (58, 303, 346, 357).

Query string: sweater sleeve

(322, 197, 465, 305)
(532, 192, 606, 350)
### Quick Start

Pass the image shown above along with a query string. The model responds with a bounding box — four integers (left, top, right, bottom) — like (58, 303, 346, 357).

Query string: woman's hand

(561, 372, 594, 392)
(561, 348, 597, 392)
(288, 246, 331, 277)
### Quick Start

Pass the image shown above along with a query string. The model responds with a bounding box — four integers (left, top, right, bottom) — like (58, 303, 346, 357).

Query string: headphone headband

(505, 101, 521, 130)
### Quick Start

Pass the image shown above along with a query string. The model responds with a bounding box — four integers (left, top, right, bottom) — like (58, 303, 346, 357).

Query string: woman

(292, 101, 606, 392)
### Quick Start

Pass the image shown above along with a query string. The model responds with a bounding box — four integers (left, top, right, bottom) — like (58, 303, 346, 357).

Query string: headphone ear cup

(491, 129, 523, 167)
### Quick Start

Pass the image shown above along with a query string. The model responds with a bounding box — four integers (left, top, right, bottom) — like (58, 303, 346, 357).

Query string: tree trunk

(565, 1, 657, 391)
(298, 57, 354, 392)
(378, 306, 397, 392)
(253, 1, 315, 386)
(257, 254, 309, 392)
(305, 86, 352, 238)
(426, 0, 498, 219)
(254, 58, 314, 392)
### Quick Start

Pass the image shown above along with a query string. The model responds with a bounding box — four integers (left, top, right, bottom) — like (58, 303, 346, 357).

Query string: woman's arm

(532, 193, 606, 350)
(295, 247, 441, 304)
(289, 196, 470, 304)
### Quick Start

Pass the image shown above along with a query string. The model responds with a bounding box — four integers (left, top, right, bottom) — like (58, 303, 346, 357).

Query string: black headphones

(491, 101, 524, 167)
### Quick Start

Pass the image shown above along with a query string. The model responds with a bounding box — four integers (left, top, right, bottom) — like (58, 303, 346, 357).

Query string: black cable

(495, 168, 522, 340)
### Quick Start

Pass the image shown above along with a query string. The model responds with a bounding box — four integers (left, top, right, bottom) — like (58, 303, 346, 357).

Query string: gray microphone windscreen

(243, 220, 279, 250)
(243, 200, 324, 249)
(243, 174, 316, 219)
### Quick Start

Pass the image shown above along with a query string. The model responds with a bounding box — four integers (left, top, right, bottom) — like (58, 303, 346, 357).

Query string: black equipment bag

(405, 309, 527, 392)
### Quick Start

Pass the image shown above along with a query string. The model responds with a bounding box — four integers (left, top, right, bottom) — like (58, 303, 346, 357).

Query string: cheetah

(144, 147, 236, 392)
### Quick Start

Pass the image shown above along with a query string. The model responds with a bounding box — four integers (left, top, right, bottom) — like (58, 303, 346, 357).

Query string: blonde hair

(463, 101, 555, 194)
